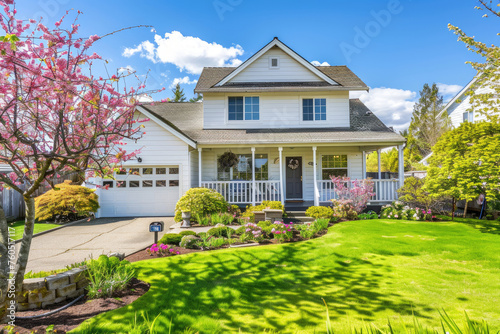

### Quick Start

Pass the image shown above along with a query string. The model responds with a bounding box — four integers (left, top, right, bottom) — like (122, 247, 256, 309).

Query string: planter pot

(181, 211, 191, 228)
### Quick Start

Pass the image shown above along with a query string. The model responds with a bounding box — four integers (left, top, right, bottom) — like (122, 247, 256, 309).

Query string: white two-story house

(91, 38, 405, 218)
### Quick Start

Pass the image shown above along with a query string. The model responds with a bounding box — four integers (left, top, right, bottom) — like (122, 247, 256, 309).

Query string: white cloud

(351, 87, 417, 132)
(437, 83, 463, 102)
(123, 31, 244, 75)
(170, 76, 198, 89)
(311, 60, 330, 66)
(117, 65, 135, 74)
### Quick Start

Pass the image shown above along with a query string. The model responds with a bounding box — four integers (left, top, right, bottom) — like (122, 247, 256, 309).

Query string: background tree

(0, 1, 154, 320)
(424, 120, 500, 218)
(189, 93, 203, 103)
(366, 148, 399, 173)
(172, 83, 186, 102)
(407, 83, 450, 159)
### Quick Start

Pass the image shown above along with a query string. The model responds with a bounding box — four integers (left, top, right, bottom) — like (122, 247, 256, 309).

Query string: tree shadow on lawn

(80, 241, 430, 333)
(454, 218, 500, 235)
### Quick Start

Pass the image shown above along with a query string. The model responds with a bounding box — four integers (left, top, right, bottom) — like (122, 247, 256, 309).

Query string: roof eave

(195, 86, 369, 93)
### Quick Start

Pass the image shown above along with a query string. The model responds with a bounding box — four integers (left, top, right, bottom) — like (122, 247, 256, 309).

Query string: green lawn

(10, 220, 60, 240)
(73, 219, 500, 333)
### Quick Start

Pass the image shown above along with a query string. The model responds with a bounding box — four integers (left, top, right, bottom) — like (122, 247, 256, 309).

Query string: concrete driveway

(17, 217, 175, 273)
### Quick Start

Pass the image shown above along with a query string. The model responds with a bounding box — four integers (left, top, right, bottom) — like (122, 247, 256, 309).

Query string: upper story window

(228, 96, 260, 121)
(463, 111, 474, 123)
(303, 98, 326, 121)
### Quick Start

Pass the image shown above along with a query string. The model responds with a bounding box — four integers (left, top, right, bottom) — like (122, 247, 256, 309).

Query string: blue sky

(15, 0, 498, 131)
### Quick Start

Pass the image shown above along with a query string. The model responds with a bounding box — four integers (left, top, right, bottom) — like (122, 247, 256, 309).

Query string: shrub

(197, 232, 207, 239)
(211, 212, 234, 225)
(35, 180, 99, 221)
(358, 211, 378, 220)
(380, 201, 432, 221)
(174, 188, 228, 222)
(179, 230, 196, 236)
(194, 213, 211, 226)
(180, 235, 200, 249)
(234, 226, 246, 235)
(86, 255, 136, 299)
(331, 199, 358, 220)
(241, 201, 284, 221)
(208, 237, 228, 248)
(158, 233, 182, 246)
(207, 226, 230, 238)
(228, 204, 242, 217)
(305, 206, 335, 220)
(313, 218, 329, 231)
(270, 222, 293, 243)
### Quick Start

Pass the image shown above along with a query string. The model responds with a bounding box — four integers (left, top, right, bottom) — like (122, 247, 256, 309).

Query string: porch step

(285, 211, 315, 224)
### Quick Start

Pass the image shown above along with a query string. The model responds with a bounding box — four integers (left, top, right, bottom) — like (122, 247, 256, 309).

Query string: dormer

(194, 37, 368, 130)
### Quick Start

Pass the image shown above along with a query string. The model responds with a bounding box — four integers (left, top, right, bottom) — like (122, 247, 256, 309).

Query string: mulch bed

(3, 278, 149, 334)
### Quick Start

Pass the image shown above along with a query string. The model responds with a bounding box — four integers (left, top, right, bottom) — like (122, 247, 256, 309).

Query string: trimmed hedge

(158, 233, 182, 246)
(305, 206, 335, 220)
(174, 188, 228, 222)
(179, 230, 197, 237)
(242, 201, 284, 221)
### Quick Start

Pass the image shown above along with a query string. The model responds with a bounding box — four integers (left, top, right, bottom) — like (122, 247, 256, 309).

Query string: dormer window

(228, 96, 260, 121)
(269, 56, 279, 69)
(303, 98, 326, 121)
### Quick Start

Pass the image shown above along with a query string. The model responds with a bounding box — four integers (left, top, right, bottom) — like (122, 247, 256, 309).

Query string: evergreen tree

(172, 83, 186, 102)
(408, 83, 450, 158)
(189, 93, 203, 103)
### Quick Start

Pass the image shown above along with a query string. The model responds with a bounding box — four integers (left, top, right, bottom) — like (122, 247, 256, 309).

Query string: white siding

(447, 86, 496, 128)
(200, 147, 363, 201)
(189, 149, 199, 188)
(203, 91, 350, 129)
(121, 112, 191, 195)
(228, 47, 323, 83)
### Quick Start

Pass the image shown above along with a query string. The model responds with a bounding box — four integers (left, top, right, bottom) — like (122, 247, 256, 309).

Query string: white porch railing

(201, 180, 282, 204)
(317, 179, 400, 203)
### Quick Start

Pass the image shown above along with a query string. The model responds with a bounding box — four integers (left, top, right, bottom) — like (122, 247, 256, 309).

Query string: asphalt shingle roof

(139, 99, 404, 146)
(194, 66, 368, 93)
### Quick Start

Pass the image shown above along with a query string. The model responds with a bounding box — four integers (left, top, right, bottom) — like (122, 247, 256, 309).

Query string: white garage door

(99, 166, 180, 217)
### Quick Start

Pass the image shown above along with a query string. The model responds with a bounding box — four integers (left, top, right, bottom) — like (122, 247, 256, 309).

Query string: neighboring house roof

(437, 76, 478, 119)
(195, 65, 368, 93)
(138, 99, 404, 146)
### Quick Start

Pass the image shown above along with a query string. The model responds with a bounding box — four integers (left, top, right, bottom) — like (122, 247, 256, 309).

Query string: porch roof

(139, 99, 405, 146)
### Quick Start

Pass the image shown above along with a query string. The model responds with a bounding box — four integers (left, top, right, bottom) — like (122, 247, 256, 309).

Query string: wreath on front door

(288, 158, 300, 170)
(218, 151, 239, 169)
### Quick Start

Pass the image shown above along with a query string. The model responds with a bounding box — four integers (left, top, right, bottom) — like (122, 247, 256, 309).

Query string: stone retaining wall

(17, 267, 88, 311)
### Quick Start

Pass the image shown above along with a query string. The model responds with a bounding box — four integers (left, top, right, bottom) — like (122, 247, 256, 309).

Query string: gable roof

(216, 37, 337, 87)
(437, 76, 478, 118)
(140, 100, 404, 146)
(195, 65, 368, 93)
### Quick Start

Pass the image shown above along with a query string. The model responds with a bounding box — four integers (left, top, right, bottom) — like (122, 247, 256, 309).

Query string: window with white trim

(463, 111, 474, 123)
(228, 96, 260, 121)
(303, 98, 326, 121)
(269, 57, 279, 69)
(322, 155, 347, 179)
(217, 154, 268, 181)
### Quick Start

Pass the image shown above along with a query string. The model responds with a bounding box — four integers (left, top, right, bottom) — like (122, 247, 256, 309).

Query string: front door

(286, 157, 303, 199)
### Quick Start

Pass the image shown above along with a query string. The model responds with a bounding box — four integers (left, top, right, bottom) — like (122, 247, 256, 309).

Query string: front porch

(196, 145, 404, 206)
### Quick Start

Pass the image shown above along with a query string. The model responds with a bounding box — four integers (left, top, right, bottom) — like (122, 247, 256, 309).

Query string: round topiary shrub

(158, 233, 182, 246)
(180, 235, 200, 249)
(179, 230, 197, 237)
(305, 206, 335, 220)
(207, 226, 230, 238)
(174, 188, 228, 222)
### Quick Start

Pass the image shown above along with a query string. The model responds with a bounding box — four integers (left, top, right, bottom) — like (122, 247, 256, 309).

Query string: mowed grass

(10, 220, 60, 240)
(73, 219, 500, 333)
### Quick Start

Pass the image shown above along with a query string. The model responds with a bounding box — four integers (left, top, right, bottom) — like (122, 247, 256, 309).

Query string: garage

(99, 166, 180, 217)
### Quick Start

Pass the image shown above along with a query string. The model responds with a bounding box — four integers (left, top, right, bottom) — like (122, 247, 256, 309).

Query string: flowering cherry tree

(0, 1, 156, 318)
(329, 176, 375, 213)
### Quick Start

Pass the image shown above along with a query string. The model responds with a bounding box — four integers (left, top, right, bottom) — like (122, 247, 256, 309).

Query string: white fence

(201, 180, 282, 204)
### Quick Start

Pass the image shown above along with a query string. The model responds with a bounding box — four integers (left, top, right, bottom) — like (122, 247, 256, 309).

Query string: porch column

(362, 150, 367, 179)
(278, 147, 284, 206)
(251, 147, 256, 206)
(313, 146, 319, 206)
(398, 144, 405, 188)
(377, 149, 382, 179)
(198, 148, 202, 187)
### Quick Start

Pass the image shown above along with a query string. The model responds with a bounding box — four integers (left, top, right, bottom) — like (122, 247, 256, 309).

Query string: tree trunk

(463, 201, 468, 218)
(13, 196, 35, 297)
(451, 197, 455, 221)
(0, 204, 11, 323)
